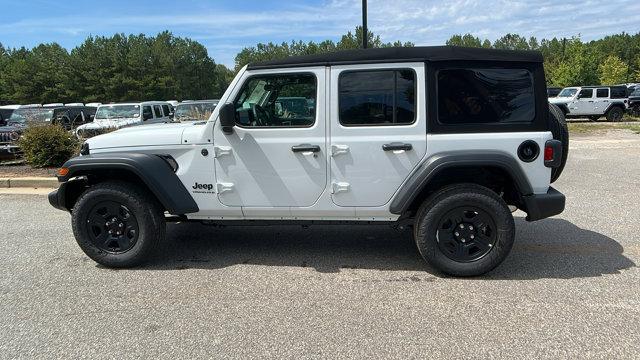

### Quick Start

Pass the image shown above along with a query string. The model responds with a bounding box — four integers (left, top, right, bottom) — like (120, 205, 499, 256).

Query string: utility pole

(362, 0, 368, 49)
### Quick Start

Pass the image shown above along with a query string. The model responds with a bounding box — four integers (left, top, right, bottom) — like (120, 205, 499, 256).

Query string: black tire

(71, 181, 165, 268)
(605, 106, 624, 122)
(413, 184, 515, 277)
(548, 103, 569, 183)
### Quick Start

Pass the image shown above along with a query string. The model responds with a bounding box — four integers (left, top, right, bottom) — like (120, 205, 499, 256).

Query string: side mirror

(219, 103, 236, 134)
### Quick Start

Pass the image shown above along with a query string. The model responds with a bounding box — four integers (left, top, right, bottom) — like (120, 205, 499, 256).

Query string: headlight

(9, 131, 20, 141)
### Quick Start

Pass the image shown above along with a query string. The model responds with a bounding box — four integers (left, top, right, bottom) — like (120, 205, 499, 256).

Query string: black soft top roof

(248, 46, 543, 70)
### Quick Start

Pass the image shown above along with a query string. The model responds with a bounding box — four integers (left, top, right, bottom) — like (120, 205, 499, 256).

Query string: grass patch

(568, 122, 640, 134)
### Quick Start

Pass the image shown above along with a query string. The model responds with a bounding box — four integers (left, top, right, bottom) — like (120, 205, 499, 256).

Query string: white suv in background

(75, 101, 173, 138)
(549, 86, 627, 121)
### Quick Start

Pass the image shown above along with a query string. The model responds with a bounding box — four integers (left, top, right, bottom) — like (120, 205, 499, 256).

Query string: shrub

(18, 125, 80, 167)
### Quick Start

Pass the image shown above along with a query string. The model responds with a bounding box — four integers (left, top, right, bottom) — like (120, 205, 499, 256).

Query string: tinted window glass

(339, 70, 415, 126)
(596, 88, 609, 98)
(438, 68, 534, 124)
(142, 106, 153, 120)
(153, 105, 163, 118)
(578, 89, 593, 98)
(610, 87, 627, 99)
(233, 73, 316, 127)
(162, 104, 170, 116)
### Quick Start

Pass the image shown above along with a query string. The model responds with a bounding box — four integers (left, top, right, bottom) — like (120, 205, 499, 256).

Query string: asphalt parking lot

(0, 131, 639, 359)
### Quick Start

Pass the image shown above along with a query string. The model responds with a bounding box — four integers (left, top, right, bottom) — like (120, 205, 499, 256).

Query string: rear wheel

(71, 181, 165, 268)
(606, 107, 624, 122)
(413, 184, 515, 277)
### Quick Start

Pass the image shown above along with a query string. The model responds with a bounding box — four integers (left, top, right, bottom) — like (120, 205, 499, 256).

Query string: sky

(0, 0, 639, 67)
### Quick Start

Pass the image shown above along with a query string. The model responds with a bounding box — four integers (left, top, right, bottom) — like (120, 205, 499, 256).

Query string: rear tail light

(544, 139, 562, 168)
(544, 146, 554, 162)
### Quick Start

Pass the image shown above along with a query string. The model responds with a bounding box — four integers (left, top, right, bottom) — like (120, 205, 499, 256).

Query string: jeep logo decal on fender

(192, 182, 214, 194)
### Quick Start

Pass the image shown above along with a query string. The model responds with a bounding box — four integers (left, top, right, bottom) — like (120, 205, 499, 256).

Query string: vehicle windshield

(95, 105, 140, 120)
(631, 89, 640, 97)
(7, 108, 55, 124)
(558, 88, 578, 97)
(175, 102, 217, 121)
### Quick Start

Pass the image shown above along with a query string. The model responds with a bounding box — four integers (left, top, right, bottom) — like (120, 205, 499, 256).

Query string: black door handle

(292, 144, 321, 153)
(382, 143, 412, 151)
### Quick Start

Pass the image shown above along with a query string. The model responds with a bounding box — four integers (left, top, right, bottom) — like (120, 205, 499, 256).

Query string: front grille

(0, 131, 17, 144)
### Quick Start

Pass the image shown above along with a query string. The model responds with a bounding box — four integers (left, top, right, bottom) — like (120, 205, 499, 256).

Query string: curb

(0, 177, 57, 188)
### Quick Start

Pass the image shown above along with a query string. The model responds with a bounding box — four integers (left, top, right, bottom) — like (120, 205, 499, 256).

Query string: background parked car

(6, 105, 96, 129)
(75, 101, 172, 139)
(549, 85, 628, 121)
(174, 100, 218, 121)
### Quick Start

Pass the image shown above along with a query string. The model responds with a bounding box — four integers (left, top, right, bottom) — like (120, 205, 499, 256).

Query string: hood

(86, 122, 193, 150)
(549, 97, 571, 105)
(78, 117, 142, 130)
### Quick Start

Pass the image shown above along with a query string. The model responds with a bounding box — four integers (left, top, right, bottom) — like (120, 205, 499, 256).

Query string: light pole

(362, 0, 368, 49)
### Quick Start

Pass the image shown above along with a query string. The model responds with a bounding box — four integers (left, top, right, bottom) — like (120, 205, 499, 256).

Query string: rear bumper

(522, 187, 565, 221)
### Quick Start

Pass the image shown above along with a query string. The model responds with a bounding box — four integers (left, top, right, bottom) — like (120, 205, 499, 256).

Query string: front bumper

(0, 144, 20, 155)
(48, 183, 67, 211)
(522, 187, 565, 221)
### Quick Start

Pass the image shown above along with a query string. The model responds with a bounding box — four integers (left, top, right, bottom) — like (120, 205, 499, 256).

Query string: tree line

(0, 31, 234, 105)
(1, 28, 639, 105)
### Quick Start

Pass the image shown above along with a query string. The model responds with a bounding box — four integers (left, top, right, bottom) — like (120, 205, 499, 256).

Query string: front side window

(438, 68, 535, 124)
(233, 73, 316, 127)
(596, 88, 609, 98)
(339, 70, 416, 126)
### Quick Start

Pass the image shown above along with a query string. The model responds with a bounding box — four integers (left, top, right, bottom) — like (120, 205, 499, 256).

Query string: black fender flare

(57, 153, 199, 215)
(389, 151, 533, 215)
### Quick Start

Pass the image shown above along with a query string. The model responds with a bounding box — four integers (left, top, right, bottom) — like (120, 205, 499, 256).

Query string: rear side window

(153, 105, 163, 118)
(162, 104, 171, 116)
(339, 69, 416, 126)
(596, 88, 609, 98)
(437, 68, 534, 124)
(578, 89, 593, 99)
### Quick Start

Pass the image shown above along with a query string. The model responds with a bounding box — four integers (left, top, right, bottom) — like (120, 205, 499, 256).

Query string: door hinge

(331, 181, 350, 194)
(216, 182, 234, 193)
(213, 146, 233, 158)
(331, 144, 350, 156)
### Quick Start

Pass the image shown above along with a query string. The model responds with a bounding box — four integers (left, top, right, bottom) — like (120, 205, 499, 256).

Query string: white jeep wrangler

(49, 46, 568, 276)
(549, 86, 627, 122)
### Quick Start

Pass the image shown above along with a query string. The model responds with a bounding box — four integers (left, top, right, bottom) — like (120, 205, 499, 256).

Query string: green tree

(234, 26, 413, 71)
(598, 55, 629, 84)
(493, 34, 531, 50)
(446, 34, 483, 48)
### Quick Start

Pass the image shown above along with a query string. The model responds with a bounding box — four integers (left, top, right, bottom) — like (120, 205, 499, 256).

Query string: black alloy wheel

(86, 201, 139, 254)
(436, 206, 497, 262)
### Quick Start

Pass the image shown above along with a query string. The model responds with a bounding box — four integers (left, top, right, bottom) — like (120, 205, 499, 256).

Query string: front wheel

(413, 184, 515, 276)
(71, 181, 165, 268)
